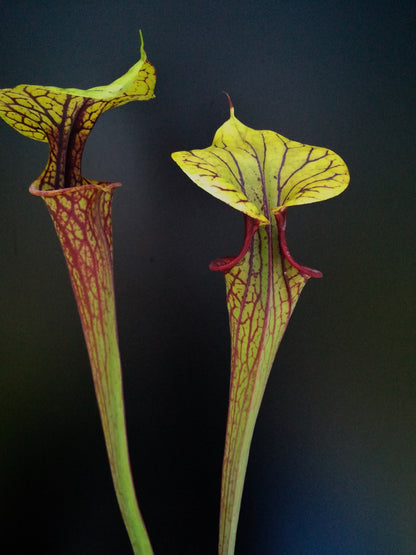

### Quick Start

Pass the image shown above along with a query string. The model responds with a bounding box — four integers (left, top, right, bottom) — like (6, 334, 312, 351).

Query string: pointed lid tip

(222, 91, 234, 117)
(139, 29, 145, 59)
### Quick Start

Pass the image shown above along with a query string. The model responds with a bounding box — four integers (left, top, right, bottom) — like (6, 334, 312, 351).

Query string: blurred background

(0, 1, 414, 553)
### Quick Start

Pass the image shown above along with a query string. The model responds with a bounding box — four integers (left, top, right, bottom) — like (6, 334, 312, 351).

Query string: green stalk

(219, 366, 265, 555)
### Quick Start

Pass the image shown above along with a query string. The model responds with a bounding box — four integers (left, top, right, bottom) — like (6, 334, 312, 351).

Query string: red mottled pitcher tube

(29, 181, 152, 554)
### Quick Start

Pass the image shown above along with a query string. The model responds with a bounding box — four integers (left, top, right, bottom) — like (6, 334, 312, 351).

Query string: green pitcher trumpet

(172, 97, 349, 555)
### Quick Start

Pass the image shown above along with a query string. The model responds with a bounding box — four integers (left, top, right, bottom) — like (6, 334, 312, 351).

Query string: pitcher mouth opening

(29, 181, 122, 197)
(209, 214, 260, 273)
(274, 208, 322, 278)
(209, 208, 322, 279)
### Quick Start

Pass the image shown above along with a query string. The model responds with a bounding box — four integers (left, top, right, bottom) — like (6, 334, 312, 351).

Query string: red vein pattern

(0, 57, 155, 191)
(29, 182, 120, 432)
(171, 113, 349, 223)
(219, 218, 309, 554)
(29, 182, 151, 552)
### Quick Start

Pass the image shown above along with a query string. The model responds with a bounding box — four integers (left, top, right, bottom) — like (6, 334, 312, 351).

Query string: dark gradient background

(0, 1, 414, 554)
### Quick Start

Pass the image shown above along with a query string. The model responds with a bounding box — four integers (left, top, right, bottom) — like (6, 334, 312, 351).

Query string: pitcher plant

(172, 97, 349, 555)
(0, 33, 156, 554)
